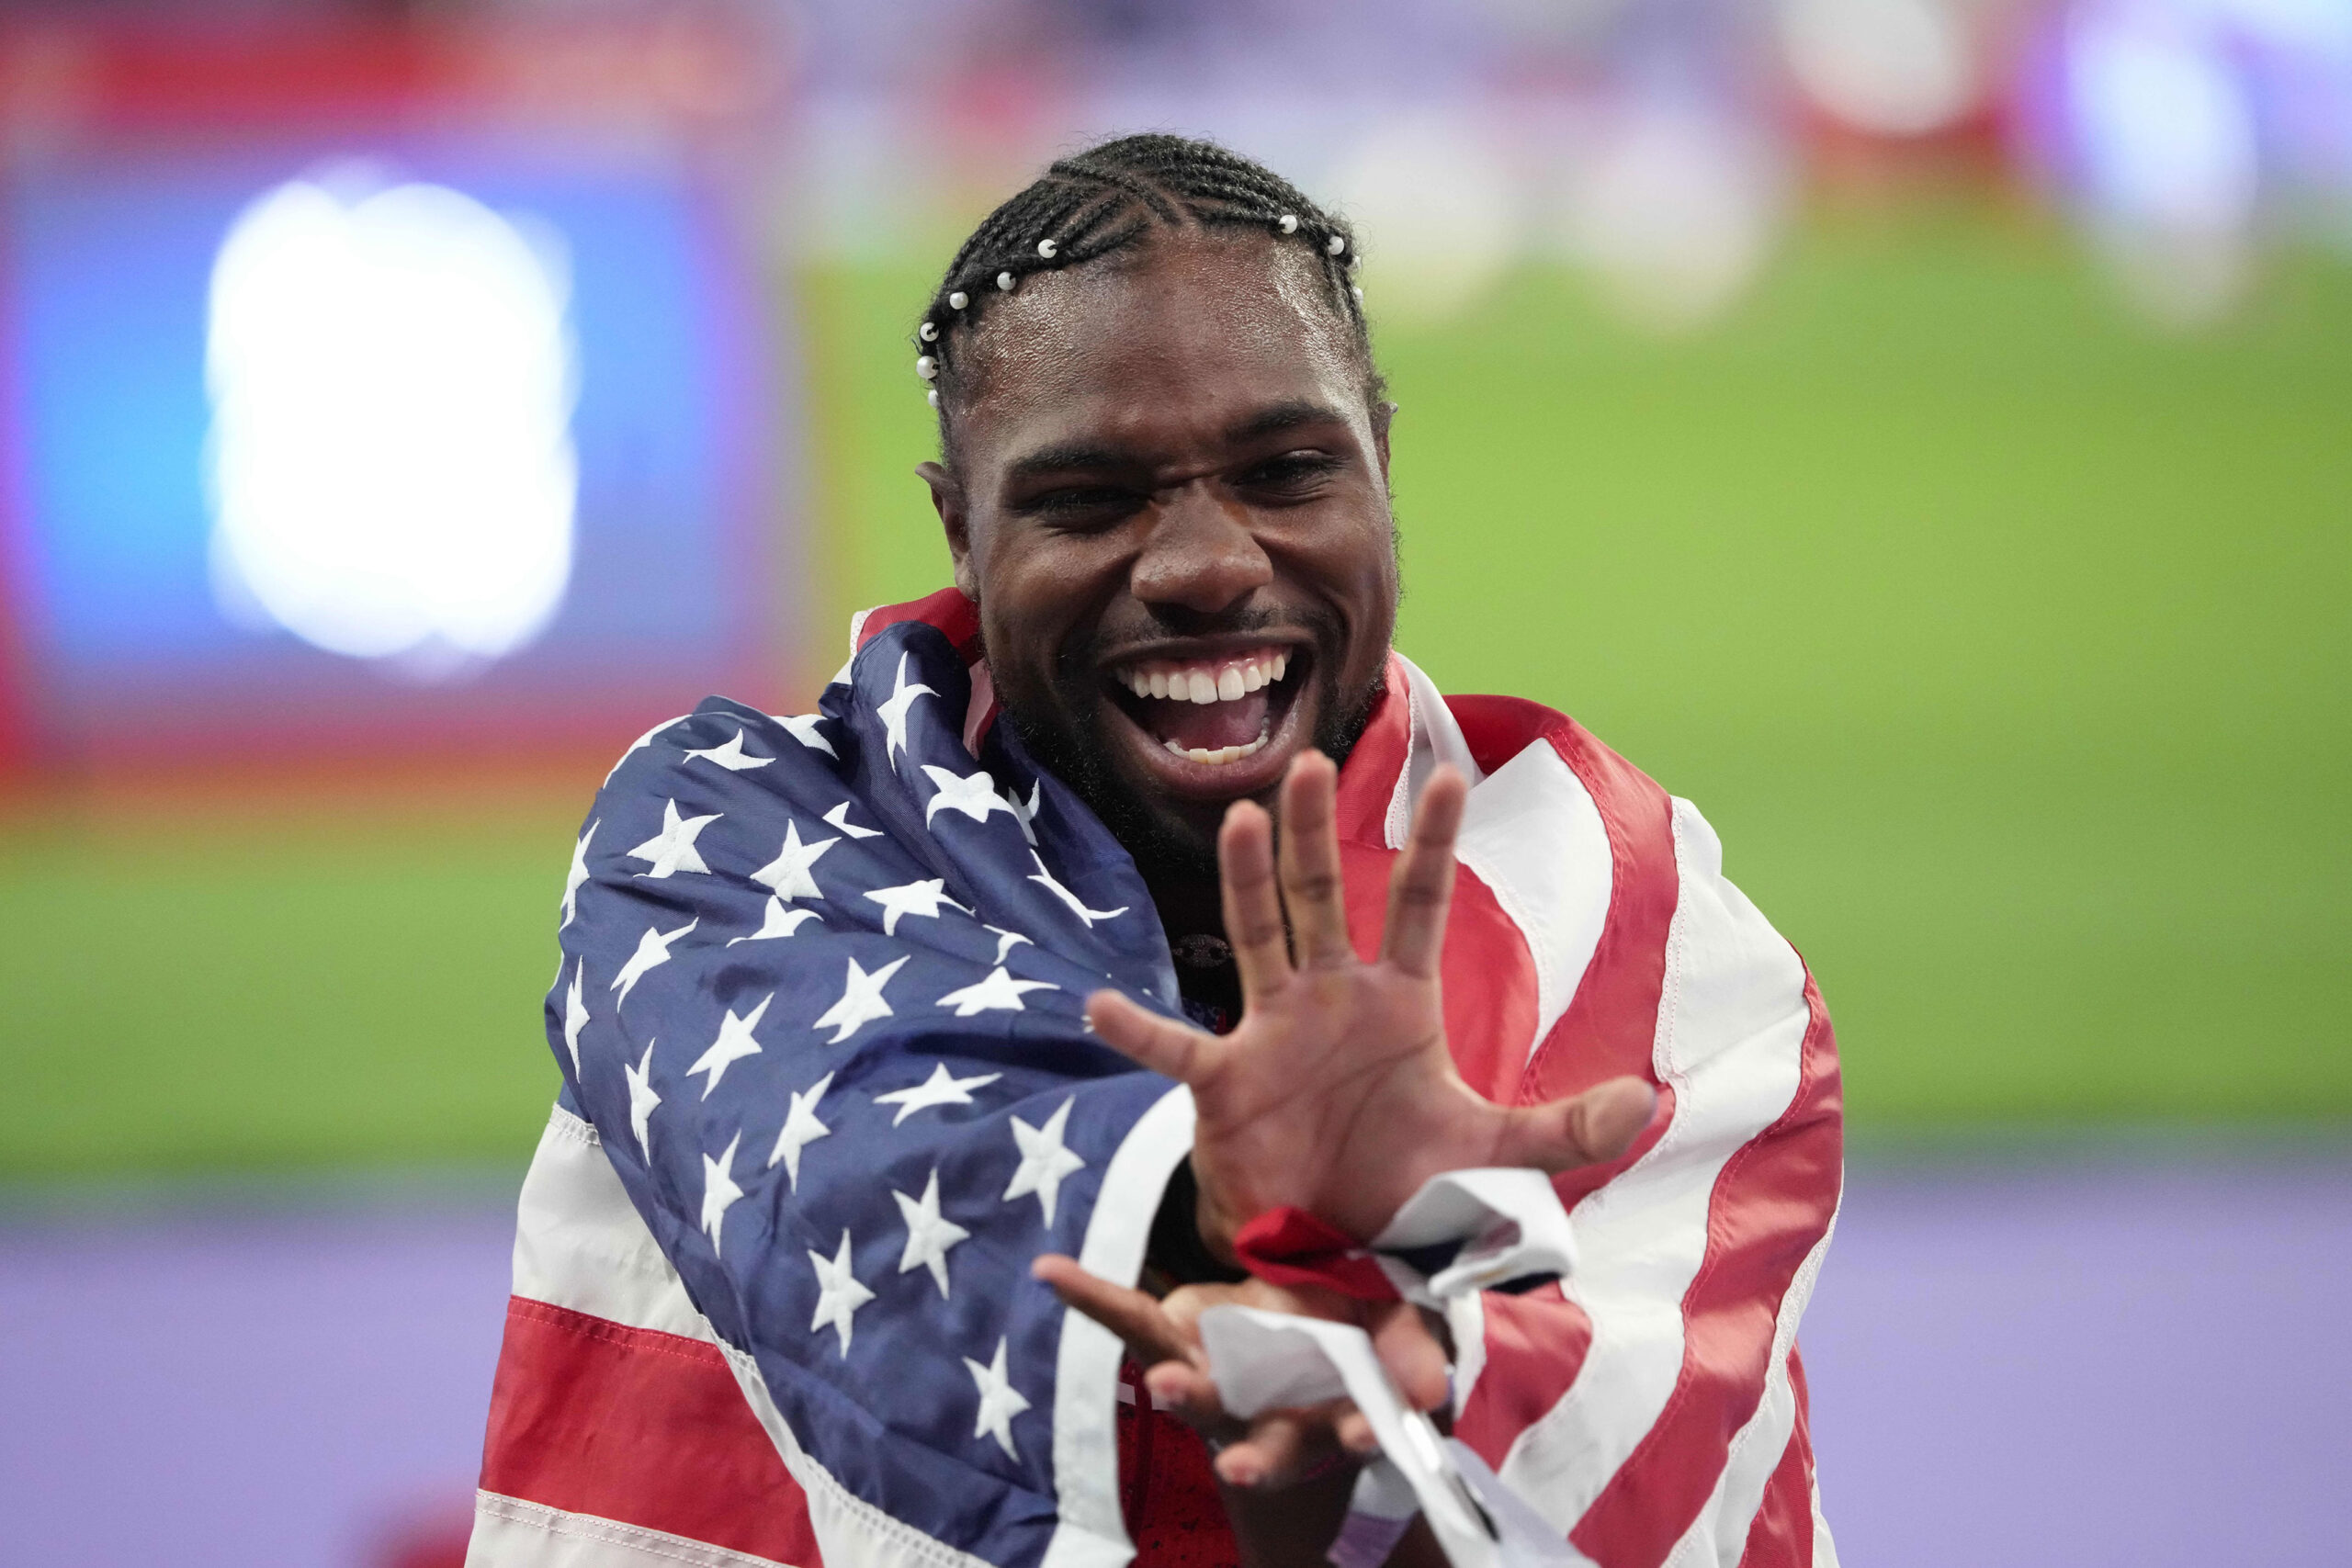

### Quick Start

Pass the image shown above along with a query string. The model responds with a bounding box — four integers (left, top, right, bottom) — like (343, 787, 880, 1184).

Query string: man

(469, 135, 1842, 1568)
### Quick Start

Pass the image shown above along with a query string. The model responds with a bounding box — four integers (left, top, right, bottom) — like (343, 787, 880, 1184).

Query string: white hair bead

(919, 321, 938, 342)
(928, 389, 942, 410)
(1327, 233, 1346, 255)
(1351, 285, 1364, 303)
(997, 270, 1015, 291)
(1278, 214, 1298, 234)
(948, 290, 969, 310)
(915, 355, 938, 380)
(1037, 238, 1057, 258)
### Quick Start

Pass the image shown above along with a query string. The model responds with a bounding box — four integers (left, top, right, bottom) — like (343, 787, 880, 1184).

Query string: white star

(964, 1337, 1032, 1459)
(935, 966, 1057, 1017)
(1002, 779, 1043, 844)
(811, 954, 909, 1043)
(687, 993, 772, 1097)
(922, 765, 1023, 829)
(605, 716, 687, 785)
(775, 712, 838, 760)
(700, 1132, 747, 1258)
(751, 820, 838, 902)
(626, 1039, 661, 1160)
(684, 729, 772, 772)
(823, 801, 882, 839)
(628, 799, 721, 879)
(1027, 852, 1128, 926)
(561, 959, 590, 1074)
(873, 1061, 1003, 1125)
(807, 1229, 875, 1356)
(560, 820, 597, 930)
(876, 652, 938, 762)
(1004, 1098, 1086, 1225)
(985, 926, 1033, 964)
(612, 919, 697, 1008)
(729, 897, 821, 946)
(892, 1168, 970, 1298)
(768, 1071, 833, 1188)
(865, 877, 973, 936)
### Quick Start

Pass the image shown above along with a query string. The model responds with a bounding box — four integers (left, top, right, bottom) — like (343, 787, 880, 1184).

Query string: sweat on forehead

(949, 230, 1365, 432)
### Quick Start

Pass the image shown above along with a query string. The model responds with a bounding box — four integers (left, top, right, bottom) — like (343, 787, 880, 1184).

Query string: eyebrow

(1001, 400, 1354, 484)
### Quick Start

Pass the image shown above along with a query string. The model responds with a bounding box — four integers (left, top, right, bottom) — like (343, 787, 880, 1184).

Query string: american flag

(472, 589, 1845, 1568)
(551, 608, 1195, 1568)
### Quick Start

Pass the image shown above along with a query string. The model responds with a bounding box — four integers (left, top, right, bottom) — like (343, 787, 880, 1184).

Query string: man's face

(922, 229, 1397, 879)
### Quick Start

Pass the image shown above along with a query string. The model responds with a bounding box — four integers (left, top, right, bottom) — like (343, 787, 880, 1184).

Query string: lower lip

(1104, 673, 1311, 801)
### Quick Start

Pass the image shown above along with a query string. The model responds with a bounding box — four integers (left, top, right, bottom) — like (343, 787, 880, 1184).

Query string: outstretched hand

(1086, 751, 1656, 1256)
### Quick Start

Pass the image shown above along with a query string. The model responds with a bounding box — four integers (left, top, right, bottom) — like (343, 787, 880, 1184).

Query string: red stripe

(854, 588, 984, 663)
(1737, 1350, 1819, 1568)
(1451, 705, 1680, 1468)
(1570, 973, 1842, 1568)
(479, 1297, 820, 1565)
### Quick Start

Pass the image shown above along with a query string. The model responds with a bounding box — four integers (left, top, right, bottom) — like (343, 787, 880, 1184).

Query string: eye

(1022, 484, 1144, 527)
(1235, 451, 1342, 496)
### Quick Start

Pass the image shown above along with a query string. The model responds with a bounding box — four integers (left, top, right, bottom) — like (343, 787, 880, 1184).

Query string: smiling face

(920, 227, 1397, 886)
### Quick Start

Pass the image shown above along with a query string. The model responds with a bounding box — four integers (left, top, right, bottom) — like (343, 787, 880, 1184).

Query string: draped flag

(472, 588, 1845, 1568)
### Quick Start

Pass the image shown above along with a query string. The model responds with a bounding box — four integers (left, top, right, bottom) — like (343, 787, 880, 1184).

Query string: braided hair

(912, 133, 1379, 457)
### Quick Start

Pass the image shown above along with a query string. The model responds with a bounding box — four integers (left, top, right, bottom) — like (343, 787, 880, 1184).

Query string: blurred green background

(6, 207, 2346, 1177)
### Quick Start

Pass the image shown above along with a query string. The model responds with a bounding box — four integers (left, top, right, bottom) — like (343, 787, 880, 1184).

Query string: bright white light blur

(1328, 114, 1522, 324)
(1562, 108, 1783, 331)
(2064, 8, 2261, 321)
(206, 176, 578, 672)
(1778, 0, 1980, 136)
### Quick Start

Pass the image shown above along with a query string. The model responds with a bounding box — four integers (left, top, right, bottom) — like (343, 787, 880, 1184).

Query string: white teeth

(1119, 652, 1294, 704)
(1216, 668, 1245, 702)
(1162, 732, 1272, 765)
(1242, 664, 1266, 693)
(1185, 671, 1216, 704)
(1148, 671, 1169, 699)
(1273, 653, 1287, 681)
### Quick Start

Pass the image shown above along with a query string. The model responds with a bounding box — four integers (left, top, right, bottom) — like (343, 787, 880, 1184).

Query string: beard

(992, 610, 1388, 888)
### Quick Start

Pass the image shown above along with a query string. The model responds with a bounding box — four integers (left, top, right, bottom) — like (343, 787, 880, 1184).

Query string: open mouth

(1101, 643, 1310, 792)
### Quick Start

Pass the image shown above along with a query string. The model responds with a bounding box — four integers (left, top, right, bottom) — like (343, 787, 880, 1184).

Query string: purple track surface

(2, 1155, 2346, 1567)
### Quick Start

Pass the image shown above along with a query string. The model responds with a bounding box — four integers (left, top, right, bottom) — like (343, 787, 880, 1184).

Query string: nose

(1128, 482, 1272, 615)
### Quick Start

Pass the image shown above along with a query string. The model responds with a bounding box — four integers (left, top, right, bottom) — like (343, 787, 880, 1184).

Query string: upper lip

(1096, 633, 1312, 677)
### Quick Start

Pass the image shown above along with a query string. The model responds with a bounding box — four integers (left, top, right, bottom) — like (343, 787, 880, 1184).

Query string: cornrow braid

(911, 133, 1377, 447)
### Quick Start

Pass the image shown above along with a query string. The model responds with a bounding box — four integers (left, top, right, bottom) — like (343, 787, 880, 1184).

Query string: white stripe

(1809, 1468, 1840, 1568)
(1495, 797, 1813, 1540)
(469, 1492, 793, 1568)
(506, 1104, 998, 1568)
(1661, 1204, 1839, 1568)
(1384, 654, 1487, 849)
(1043, 1086, 1199, 1568)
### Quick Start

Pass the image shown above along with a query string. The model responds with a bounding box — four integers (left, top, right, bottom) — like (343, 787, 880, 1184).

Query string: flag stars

(935, 966, 1056, 1017)
(875, 1062, 1003, 1125)
(683, 729, 773, 773)
(729, 897, 821, 946)
(965, 1337, 1032, 1460)
(561, 959, 590, 1075)
(776, 712, 838, 760)
(986, 926, 1033, 964)
(876, 652, 938, 763)
(768, 1072, 833, 1189)
(1027, 852, 1128, 927)
(626, 1040, 662, 1161)
(812, 954, 910, 1044)
(751, 821, 838, 903)
(560, 820, 597, 930)
(612, 919, 697, 1009)
(628, 799, 722, 879)
(687, 993, 772, 1098)
(892, 1168, 971, 1298)
(1004, 1099, 1086, 1225)
(807, 1230, 875, 1356)
(823, 802, 881, 839)
(1001, 779, 1043, 844)
(701, 1133, 747, 1257)
(865, 878, 973, 936)
(922, 765, 1024, 829)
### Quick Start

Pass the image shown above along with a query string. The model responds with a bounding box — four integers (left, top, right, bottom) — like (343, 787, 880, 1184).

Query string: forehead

(953, 230, 1363, 464)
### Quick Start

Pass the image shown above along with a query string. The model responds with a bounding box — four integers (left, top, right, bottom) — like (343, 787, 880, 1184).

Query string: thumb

(1493, 1076, 1658, 1175)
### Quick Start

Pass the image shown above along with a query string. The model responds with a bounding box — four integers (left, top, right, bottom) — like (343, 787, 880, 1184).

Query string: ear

(1373, 400, 1396, 491)
(917, 460, 979, 601)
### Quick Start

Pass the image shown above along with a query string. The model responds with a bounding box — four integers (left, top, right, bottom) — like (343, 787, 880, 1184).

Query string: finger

(1218, 798, 1293, 1001)
(1084, 990, 1220, 1087)
(1334, 1405, 1380, 1455)
(1030, 1255, 1197, 1367)
(1216, 1404, 1345, 1490)
(1368, 1299, 1452, 1413)
(1142, 1359, 1227, 1427)
(1493, 1075, 1659, 1174)
(1275, 750, 1355, 969)
(1378, 764, 1467, 979)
